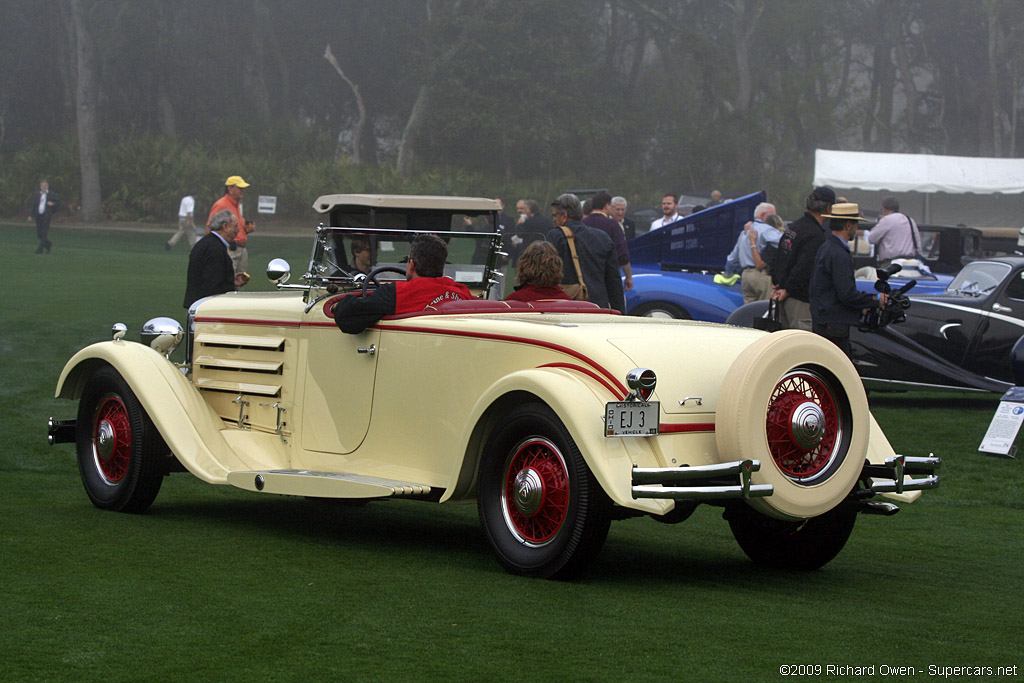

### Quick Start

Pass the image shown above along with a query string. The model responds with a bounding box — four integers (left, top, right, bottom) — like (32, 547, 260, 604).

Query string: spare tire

(716, 330, 868, 520)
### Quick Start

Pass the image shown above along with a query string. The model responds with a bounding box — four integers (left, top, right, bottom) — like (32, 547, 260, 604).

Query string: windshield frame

(302, 226, 502, 300)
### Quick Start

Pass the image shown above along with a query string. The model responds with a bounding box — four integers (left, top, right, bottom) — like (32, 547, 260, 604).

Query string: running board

(226, 469, 432, 499)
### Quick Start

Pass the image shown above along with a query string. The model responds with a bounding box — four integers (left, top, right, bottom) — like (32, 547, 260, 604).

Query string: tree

(68, 0, 102, 221)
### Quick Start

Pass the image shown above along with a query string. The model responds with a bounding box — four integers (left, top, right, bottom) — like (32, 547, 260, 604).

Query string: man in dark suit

(511, 198, 554, 264)
(183, 210, 250, 309)
(27, 180, 61, 253)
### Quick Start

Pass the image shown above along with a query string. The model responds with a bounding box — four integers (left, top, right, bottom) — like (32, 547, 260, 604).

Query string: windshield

(304, 226, 500, 294)
(946, 261, 1011, 296)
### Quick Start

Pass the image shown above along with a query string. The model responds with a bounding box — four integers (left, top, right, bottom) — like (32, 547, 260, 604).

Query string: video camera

(860, 263, 915, 332)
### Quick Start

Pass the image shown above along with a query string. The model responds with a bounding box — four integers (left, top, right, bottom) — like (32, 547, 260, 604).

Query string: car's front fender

(55, 340, 252, 483)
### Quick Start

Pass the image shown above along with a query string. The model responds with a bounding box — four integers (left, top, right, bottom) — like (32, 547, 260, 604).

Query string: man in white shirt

(649, 193, 682, 230)
(866, 196, 921, 268)
(166, 192, 198, 251)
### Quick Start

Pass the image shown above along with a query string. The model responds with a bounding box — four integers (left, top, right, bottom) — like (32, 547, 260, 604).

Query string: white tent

(813, 149, 1024, 227)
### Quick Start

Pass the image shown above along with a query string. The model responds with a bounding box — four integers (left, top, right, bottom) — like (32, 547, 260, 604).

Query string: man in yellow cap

(207, 175, 253, 281)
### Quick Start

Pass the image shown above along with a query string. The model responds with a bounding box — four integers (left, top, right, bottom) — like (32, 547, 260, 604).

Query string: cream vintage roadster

(48, 194, 940, 578)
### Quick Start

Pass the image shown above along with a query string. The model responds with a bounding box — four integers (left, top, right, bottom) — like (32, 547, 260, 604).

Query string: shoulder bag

(558, 226, 589, 301)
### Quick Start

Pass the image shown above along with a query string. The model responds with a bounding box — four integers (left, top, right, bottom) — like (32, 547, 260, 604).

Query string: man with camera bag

(810, 203, 887, 357)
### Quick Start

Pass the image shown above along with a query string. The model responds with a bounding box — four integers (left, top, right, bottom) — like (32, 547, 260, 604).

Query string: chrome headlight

(267, 258, 291, 285)
(142, 317, 184, 357)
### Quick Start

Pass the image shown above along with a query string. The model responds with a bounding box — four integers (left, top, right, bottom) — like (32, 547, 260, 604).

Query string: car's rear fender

(55, 340, 253, 483)
(443, 367, 672, 515)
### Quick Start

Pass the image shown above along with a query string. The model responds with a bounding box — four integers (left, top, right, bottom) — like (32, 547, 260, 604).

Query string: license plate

(604, 401, 659, 437)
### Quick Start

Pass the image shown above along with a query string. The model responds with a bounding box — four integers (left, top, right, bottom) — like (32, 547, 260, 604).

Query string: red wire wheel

(91, 394, 132, 484)
(501, 438, 570, 545)
(765, 369, 842, 479)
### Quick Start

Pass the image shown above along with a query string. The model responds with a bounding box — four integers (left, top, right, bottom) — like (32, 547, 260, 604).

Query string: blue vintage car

(625, 192, 763, 321)
(625, 192, 956, 321)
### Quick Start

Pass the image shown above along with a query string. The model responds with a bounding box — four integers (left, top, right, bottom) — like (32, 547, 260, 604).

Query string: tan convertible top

(312, 194, 501, 214)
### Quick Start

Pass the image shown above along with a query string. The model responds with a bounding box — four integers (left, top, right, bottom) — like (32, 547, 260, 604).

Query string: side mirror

(267, 258, 291, 285)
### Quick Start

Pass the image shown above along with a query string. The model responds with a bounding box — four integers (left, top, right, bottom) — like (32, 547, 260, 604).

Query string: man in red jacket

(334, 234, 471, 334)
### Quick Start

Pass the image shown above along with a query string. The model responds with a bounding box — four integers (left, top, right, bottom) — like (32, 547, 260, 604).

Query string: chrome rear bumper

(47, 417, 76, 446)
(632, 459, 774, 501)
(863, 454, 941, 494)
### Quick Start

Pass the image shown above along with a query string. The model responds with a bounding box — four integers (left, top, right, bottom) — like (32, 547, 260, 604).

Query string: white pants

(168, 216, 197, 248)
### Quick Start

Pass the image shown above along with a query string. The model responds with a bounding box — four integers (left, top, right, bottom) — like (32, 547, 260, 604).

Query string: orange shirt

(207, 194, 252, 246)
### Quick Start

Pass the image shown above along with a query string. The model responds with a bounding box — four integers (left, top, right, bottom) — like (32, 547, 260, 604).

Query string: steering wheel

(362, 266, 407, 297)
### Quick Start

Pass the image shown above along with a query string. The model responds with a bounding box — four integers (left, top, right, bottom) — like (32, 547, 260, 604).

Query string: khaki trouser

(780, 297, 812, 331)
(741, 268, 772, 304)
(168, 215, 197, 248)
(229, 243, 248, 280)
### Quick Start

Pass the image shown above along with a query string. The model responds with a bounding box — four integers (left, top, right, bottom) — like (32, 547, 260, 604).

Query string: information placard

(978, 387, 1024, 457)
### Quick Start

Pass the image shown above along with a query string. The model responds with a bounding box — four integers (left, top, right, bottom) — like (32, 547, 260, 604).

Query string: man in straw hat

(809, 202, 888, 357)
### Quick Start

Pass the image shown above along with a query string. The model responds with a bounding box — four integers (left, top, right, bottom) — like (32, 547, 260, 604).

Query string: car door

(301, 303, 382, 455)
(895, 295, 985, 368)
(966, 265, 1024, 382)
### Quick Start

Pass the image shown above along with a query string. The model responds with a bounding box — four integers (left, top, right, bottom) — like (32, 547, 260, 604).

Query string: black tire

(76, 366, 167, 513)
(724, 503, 857, 570)
(630, 301, 691, 320)
(478, 403, 611, 579)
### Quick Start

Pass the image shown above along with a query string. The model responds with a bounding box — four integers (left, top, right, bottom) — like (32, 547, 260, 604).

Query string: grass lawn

(1, 221, 1021, 681)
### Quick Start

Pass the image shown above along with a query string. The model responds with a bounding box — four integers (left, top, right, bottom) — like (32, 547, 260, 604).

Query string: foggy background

(3, 0, 1023, 223)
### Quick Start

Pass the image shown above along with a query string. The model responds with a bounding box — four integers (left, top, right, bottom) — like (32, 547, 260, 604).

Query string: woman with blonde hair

(505, 240, 571, 302)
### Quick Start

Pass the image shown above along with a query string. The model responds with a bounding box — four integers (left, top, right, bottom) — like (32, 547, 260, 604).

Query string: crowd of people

(25, 173, 915, 355)
(718, 185, 917, 356)
(172, 179, 912, 356)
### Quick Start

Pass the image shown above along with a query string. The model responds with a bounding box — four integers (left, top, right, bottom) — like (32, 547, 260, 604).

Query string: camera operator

(810, 203, 888, 357)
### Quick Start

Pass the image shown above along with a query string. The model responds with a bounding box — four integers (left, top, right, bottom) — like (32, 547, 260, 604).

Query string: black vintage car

(849, 224, 983, 274)
(727, 257, 1024, 393)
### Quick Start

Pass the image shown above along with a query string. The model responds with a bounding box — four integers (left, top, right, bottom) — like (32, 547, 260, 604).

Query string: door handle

(357, 344, 376, 356)
(993, 303, 1013, 313)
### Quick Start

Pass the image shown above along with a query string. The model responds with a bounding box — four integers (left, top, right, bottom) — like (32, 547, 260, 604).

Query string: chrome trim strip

(860, 377, 1003, 393)
(919, 299, 1024, 329)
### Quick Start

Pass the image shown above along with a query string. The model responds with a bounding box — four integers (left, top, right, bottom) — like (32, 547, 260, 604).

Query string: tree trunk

(69, 0, 102, 222)
(397, 85, 428, 178)
(722, 0, 763, 112)
(985, 1, 1002, 156)
(324, 44, 368, 165)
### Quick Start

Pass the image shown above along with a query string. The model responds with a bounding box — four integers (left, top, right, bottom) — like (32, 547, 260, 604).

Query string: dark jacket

(546, 221, 625, 313)
(517, 213, 555, 241)
(513, 213, 555, 258)
(28, 190, 61, 220)
(622, 217, 637, 242)
(183, 232, 235, 309)
(810, 233, 878, 326)
(776, 211, 829, 302)
(582, 212, 630, 267)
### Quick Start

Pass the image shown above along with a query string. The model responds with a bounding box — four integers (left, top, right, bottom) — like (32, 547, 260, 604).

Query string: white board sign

(257, 196, 277, 214)
(979, 400, 1024, 456)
